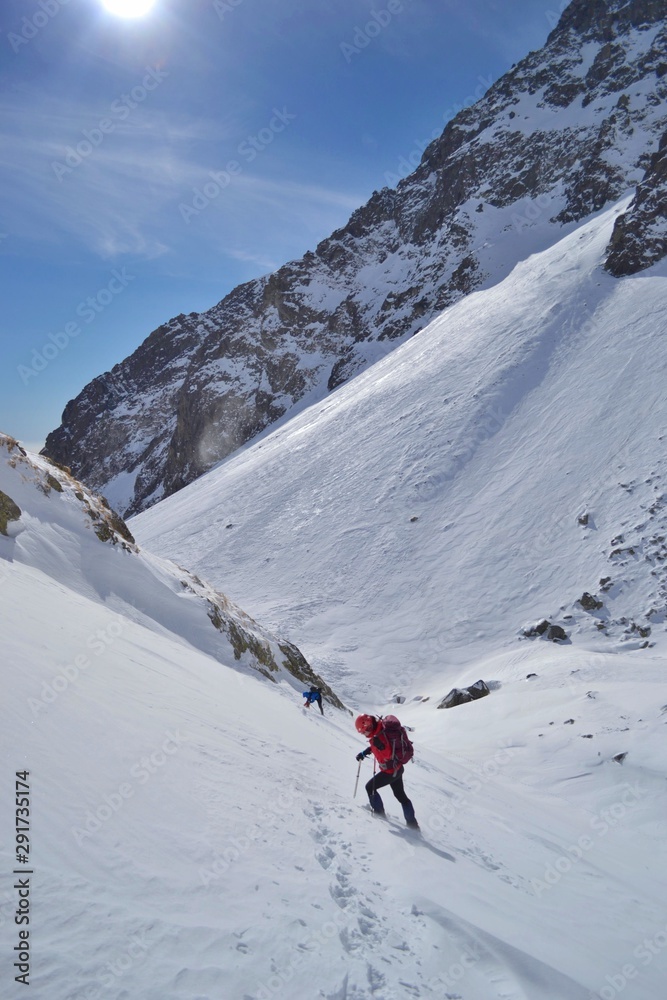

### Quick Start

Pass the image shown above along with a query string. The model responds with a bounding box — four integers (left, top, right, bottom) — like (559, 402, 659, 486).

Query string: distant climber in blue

(303, 686, 324, 715)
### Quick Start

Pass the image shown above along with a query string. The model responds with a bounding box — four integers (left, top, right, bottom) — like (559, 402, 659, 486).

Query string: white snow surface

(133, 202, 667, 690)
(2, 202, 667, 999)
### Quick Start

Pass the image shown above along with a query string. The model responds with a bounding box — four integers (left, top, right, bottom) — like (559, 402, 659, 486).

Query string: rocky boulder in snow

(578, 591, 604, 611)
(522, 620, 569, 642)
(438, 679, 490, 709)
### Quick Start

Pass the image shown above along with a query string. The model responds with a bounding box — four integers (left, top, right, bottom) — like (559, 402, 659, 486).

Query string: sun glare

(101, 0, 157, 18)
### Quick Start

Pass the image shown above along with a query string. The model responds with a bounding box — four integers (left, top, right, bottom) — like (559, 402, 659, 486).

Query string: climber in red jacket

(355, 714, 419, 828)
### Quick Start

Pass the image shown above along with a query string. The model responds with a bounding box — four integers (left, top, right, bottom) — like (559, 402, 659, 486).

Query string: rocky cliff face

(43, 0, 667, 516)
(605, 125, 667, 275)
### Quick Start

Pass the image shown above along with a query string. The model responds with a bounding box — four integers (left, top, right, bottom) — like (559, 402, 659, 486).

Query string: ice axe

(353, 760, 362, 798)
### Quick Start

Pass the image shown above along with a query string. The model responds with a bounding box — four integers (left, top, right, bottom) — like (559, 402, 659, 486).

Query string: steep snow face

(132, 203, 667, 702)
(43, 0, 667, 515)
(0, 435, 335, 701)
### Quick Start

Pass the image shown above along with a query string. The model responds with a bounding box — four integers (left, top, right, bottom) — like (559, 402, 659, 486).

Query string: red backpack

(380, 715, 414, 768)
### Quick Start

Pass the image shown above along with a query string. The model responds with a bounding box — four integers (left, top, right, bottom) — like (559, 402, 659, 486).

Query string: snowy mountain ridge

(43, 0, 667, 515)
(0, 433, 340, 704)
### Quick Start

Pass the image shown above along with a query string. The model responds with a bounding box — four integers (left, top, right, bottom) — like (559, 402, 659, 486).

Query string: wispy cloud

(0, 89, 205, 257)
(227, 248, 281, 272)
(228, 175, 363, 213)
(0, 88, 364, 265)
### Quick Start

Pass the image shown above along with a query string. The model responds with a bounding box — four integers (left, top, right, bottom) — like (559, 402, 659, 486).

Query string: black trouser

(365, 766, 416, 823)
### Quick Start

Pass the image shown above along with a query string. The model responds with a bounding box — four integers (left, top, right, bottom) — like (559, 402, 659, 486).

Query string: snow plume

(195, 418, 225, 471)
(194, 391, 256, 473)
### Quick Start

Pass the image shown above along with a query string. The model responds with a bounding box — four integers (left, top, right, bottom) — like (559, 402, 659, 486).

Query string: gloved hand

(356, 749, 370, 761)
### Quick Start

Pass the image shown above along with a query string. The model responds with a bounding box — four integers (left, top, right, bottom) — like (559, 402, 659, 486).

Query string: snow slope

(2, 202, 667, 999)
(132, 201, 667, 698)
(1, 497, 667, 999)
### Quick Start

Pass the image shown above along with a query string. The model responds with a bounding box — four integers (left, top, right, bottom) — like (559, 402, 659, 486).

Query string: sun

(101, 0, 157, 17)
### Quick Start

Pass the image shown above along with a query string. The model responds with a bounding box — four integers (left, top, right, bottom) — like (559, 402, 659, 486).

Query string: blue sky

(0, 0, 563, 450)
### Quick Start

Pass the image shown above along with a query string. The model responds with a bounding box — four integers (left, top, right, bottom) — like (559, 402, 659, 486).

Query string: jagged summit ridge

(43, 0, 667, 516)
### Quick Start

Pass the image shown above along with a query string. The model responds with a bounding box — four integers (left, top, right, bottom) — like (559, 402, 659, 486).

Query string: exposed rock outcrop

(523, 620, 570, 642)
(605, 127, 667, 275)
(0, 489, 21, 535)
(2, 433, 343, 704)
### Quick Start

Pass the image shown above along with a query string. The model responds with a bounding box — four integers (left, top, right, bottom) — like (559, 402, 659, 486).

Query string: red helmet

(355, 714, 378, 736)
